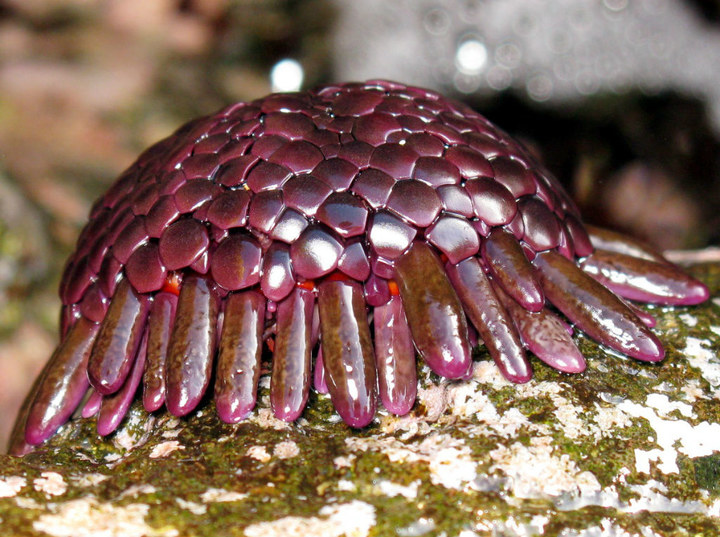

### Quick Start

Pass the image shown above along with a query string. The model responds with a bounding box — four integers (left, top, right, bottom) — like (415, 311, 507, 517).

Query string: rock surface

(1, 263, 719, 537)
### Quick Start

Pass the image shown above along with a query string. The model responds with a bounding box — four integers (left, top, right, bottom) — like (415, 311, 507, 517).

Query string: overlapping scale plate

(10, 80, 709, 456)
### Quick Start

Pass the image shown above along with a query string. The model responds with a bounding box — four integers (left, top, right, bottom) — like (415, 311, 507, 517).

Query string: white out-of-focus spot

(270, 59, 304, 93)
(455, 38, 488, 75)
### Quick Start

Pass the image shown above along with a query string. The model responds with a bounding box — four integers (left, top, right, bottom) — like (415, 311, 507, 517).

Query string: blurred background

(1, 0, 720, 450)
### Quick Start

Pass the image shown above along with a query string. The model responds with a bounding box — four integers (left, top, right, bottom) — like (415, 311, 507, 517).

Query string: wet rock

(1, 262, 720, 536)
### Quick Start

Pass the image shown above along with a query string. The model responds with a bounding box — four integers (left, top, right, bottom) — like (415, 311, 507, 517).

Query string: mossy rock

(2, 263, 720, 536)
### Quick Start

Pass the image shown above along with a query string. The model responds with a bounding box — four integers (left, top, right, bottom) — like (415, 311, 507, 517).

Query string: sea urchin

(9, 80, 709, 456)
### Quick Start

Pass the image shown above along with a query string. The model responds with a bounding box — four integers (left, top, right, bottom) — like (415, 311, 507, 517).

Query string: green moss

(693, 454, 720, 495)
(2, 262, 720, 536)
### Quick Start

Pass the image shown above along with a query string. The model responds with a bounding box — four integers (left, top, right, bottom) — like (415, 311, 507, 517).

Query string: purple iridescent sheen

(9, 80, 709, 456)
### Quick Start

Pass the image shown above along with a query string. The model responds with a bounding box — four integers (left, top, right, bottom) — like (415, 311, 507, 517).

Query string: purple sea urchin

(9, 80, 709, 455)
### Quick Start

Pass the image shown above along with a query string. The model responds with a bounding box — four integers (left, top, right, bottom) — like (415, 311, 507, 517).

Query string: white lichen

(708, 499, 720, 517)
(273, 440, 300, 459)
(33, 472, 67, 497)
(200, 488, 248, 503)
(175, 498, 206, 515)
(119, 484, 158, 498)
(73, 474, 110, 488)
(427, 445, 478, 490)
(592, 403, 633, 434)
(684, 337, 720, 388)
(618, 397, 720, 474)
(472, 361, 514, 388)
(32, 497, 173, 537)
(476, 514, 550, 537)
(251, 408, 292, 431)
(346, 433, 477, 490)
(0, 476, 26, 498)
(445, 381, 485, 418)
(246, 445, 271, 462)
(680, 379, 708, 403)
(14, 496, 43, 509)
(243, 501, 376, 537)
(336, 480, 356, 492)
(558, 518, 662, 537)
(333, 456, 353, 469)
(375, 479, 420, 499)
(515, 381, 587, 439)
(625, 480, 708, 514)
(489, 436, 601, 498)
(645, 393, 694, 419)
(416, 383, 449, 422)
(112, 412, 151, 451)
(149, 441, 184, 459)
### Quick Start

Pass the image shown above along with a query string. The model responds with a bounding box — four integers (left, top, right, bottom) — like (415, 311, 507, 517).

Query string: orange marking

(296, 280, 315, 291)
(325, 271, 351, 282)
(161, 272, 182, 296)
(388, 280, 400, 296)
(266, 337, 275, 353)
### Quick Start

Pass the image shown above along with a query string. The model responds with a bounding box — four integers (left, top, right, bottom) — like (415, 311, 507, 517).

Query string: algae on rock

(2, 264, 720, 537)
